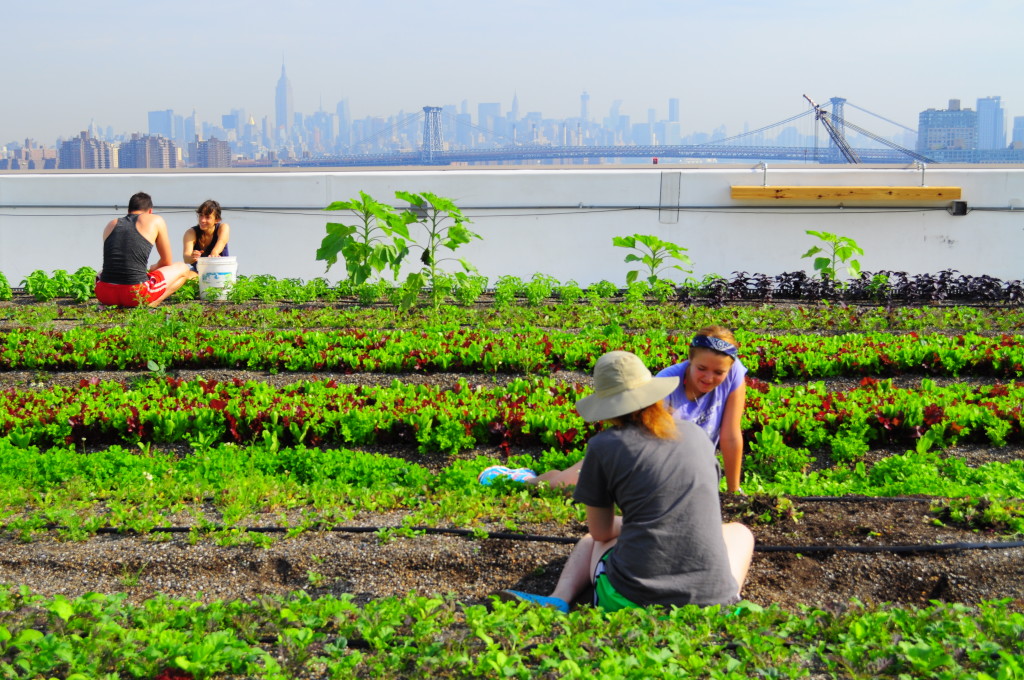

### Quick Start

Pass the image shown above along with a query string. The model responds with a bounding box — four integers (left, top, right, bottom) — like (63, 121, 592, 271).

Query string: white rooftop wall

(1, 165, 1022, 287)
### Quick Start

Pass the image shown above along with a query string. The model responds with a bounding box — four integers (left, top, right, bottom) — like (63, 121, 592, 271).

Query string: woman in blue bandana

(653, 325, 746, 494)
(479, 325, 748, 494)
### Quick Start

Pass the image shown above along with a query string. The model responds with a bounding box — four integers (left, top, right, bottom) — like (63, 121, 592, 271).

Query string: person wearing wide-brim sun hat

(479, 325, 748, 494)
(493, 351, 754, 613)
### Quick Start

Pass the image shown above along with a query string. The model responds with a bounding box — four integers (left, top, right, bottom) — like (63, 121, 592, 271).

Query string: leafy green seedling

(801, 229, 864, 281)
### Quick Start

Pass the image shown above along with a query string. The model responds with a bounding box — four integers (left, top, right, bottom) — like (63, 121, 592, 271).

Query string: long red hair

(609, 400, 678, 440)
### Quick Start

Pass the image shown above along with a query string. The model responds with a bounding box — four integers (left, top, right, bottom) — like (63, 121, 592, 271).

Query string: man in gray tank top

(95, 192, 195, 307)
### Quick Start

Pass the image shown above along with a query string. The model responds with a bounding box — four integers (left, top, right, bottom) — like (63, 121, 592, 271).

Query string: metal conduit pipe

(4, 204, 1023, 213)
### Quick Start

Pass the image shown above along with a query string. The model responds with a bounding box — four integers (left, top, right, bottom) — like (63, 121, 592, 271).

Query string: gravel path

(1, 497, 1022, 612)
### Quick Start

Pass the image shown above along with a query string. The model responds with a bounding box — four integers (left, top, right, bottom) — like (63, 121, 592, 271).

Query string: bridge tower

(421, 106, 443, 164)
(829, 97, 849, 160)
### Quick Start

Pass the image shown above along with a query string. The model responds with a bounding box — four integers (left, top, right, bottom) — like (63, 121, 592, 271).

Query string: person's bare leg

(549, 534, 617, 604)
(722, 522, 754, 595)
(149, 262, 195, 307)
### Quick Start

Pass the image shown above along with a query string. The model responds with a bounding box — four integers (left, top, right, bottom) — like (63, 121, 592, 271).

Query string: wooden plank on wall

(731, 186, 962, 201)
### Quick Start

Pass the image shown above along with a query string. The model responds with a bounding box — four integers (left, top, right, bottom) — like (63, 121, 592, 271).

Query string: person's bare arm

(149, 216, 174, 270)
(209, 222, 230, 257)
(586, 505, 618, 543)
(183, 228, 200, 264)
(720, 383, 747, 493)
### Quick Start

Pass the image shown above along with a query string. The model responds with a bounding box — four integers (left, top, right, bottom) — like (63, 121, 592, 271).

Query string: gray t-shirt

(573, 420, 738, 607)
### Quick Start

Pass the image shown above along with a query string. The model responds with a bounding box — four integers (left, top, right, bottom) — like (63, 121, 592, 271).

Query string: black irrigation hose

(799, 496, 928, 502)
(755, 541, 1024, 554)
(69, 524, 1024, 553)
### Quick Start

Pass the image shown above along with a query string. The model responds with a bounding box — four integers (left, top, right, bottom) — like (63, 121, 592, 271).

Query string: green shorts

(593, 549, 742, 612)
(593, 549, 640, 612)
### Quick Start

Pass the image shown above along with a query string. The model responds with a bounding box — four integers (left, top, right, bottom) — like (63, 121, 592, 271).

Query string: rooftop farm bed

(0, 295, 1022, 678)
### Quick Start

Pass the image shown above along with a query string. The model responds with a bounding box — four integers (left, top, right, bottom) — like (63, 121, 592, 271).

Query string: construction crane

(804, 94, 860, 163)
(826, 110, 934, 164)
(803, 95, 934, 164)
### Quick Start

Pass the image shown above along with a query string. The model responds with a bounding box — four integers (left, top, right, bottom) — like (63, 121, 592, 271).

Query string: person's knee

(723, 522, 755, 559)
(162, 262, 194, 283)
(723, 522, 754, 544)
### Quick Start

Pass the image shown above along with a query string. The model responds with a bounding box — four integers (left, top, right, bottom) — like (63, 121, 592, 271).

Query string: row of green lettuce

(5, 296, 1024, 335)
(2, 587, 1021, 679)
(4, 375, 1024, 454)
(6, 263, 1024, 308)
(4, 326, 1024, 379)
(0, 268, 714, 306)
(2, 440, 1022, 541)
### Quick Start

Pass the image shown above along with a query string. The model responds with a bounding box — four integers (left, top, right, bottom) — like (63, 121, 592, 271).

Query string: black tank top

(191, 223, 229, 257)
(99, 214, 153, 284)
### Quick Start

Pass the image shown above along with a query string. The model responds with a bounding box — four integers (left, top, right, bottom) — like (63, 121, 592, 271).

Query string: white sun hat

(575, 351, 679, 423)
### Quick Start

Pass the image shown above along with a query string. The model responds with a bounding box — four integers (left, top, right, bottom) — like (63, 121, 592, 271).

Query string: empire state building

(275, 63, 294, 139)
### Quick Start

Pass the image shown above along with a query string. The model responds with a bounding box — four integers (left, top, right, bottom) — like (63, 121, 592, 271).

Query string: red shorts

(95, 270, 167, 307)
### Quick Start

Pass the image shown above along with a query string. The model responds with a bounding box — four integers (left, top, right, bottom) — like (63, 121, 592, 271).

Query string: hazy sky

(4, 0, 1021, 144)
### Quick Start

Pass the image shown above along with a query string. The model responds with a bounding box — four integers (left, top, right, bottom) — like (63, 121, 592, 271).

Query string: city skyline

(3, 0, 1022, 146)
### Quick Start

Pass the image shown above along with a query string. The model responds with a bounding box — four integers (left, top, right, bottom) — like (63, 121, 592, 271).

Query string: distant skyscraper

(454, 112, 472, 147)
(275, 63, 294, 137)
(309, 110, 335, 152)
(632, 123, 653, 145)
(510, 93, 519, 123)
(668, 98, 679, 123)
(580, 92, 590, 121)
(173, 114, 185, 145)
(185, 109, 197, 145)
(336, 99, 351, 148)
(1012, 116, 1024, 148)
(663, 121, 681, 145)
(917, 99, 977, 152)
(976, 96, 1005, 149)
(478, 102, 501, 130)
(148, 110, 173, 138)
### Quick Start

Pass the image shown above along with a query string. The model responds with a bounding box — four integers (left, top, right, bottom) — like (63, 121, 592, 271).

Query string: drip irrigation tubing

(41, 524, 1024, 554)
(755, 541, 1024, 554)
(774, 495, 934, 503)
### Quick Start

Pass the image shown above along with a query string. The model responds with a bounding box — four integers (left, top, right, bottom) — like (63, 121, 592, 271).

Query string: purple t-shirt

(656, 359, 747, 446)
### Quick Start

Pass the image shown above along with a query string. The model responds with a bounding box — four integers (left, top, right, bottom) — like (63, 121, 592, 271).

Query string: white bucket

(196, 256, 238, 301)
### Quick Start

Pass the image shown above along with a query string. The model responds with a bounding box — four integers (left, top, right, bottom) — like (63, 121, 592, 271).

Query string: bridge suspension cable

(704, 109, 815, 146)
(844, 101, 917, 135)
(349, 111, 424, 149)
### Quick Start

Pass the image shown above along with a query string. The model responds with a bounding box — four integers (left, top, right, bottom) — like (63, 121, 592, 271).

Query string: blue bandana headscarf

(690, 334, 738, 358)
